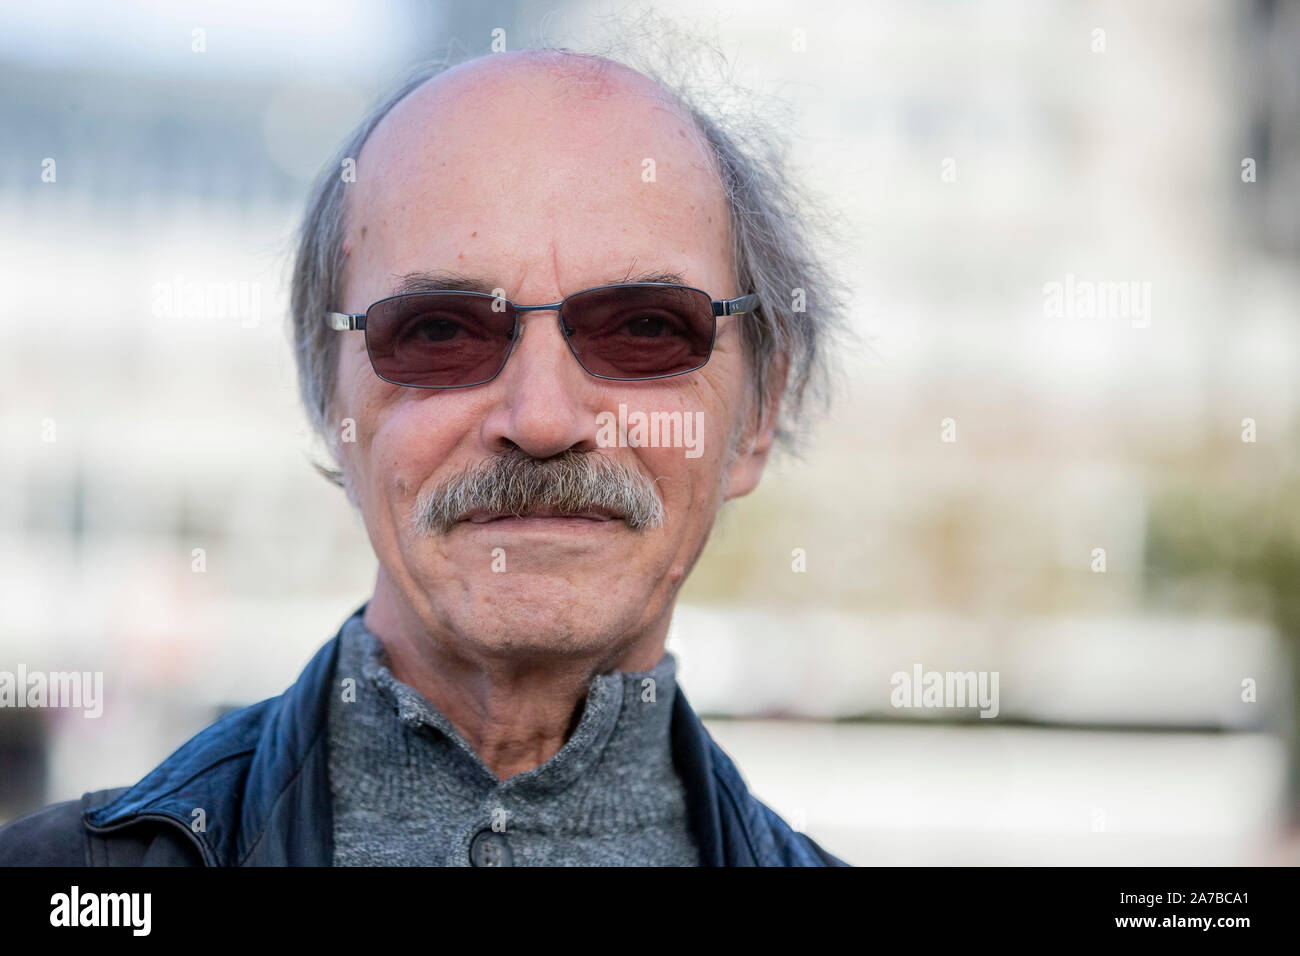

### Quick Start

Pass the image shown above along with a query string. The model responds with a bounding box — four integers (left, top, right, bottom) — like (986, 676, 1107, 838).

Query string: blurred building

(1, 0, 1298, 863)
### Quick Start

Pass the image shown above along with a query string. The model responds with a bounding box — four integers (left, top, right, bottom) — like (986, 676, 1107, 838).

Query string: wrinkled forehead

(343, 55, 735, 298)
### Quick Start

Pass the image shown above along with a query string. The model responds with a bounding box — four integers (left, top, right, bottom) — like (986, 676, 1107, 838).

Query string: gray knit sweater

(326, 613, 700, 866)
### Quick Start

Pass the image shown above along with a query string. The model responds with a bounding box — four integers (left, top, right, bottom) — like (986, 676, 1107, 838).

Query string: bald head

(339, 50, 734, 318)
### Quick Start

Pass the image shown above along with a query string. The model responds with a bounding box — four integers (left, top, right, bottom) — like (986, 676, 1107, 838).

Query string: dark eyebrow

(389, 269, 692, 299)
(390, 271, 496, 295)
(618, 269, 689, 287)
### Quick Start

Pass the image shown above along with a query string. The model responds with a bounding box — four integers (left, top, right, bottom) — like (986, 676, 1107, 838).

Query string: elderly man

(0, 48, 845, 866)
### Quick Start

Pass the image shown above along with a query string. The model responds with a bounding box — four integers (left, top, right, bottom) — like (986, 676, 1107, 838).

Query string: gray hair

(290, 46, 846, 486)
(411, 447, 665, 536)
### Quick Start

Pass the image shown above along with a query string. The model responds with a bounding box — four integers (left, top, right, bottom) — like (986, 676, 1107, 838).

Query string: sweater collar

(345, 612, 680, 796)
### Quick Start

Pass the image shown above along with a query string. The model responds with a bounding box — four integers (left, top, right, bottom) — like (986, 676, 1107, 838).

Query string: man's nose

(479, 308, 600, 458)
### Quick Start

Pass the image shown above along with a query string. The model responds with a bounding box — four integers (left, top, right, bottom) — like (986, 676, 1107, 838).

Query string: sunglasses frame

(326, 281, 760, 389)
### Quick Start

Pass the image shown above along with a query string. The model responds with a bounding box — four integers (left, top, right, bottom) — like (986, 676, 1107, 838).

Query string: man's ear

(724, 353, 789, 502)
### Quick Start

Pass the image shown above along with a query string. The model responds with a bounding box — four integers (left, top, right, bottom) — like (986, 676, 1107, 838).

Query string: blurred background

(2, 0, 1299, 865)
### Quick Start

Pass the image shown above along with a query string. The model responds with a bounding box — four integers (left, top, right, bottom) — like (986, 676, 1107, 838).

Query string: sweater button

(469, 830, 514, 867)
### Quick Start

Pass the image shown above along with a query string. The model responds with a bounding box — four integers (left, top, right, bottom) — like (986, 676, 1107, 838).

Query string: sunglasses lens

(365, 293, 515, 387)
(562, 285, 715, 379)
(360, 285, 718, 387)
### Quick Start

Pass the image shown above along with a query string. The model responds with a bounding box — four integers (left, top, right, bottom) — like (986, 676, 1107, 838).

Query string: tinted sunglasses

(326, 282, 759, 389)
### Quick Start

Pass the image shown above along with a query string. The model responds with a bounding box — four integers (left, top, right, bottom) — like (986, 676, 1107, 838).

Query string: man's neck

(361, 573, 673, 780)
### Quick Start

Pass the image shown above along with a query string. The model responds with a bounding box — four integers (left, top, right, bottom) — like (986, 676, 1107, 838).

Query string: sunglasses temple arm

(327, 312, 366, 331)
(713, 293, 760, 317)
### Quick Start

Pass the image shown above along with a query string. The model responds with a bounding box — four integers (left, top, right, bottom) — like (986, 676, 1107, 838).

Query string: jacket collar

(670, 686, 727, 865)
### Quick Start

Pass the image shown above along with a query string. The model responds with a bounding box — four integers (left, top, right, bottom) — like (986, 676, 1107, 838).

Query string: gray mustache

(411, 449, 665, 535)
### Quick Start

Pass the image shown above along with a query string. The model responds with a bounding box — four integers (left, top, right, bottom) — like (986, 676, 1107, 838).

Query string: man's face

(333, 55, 775, 662)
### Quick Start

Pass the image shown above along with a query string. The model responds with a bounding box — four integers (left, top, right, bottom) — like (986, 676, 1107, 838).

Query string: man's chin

(451, 615, 632, 660)
(427, 574, 654, 658)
